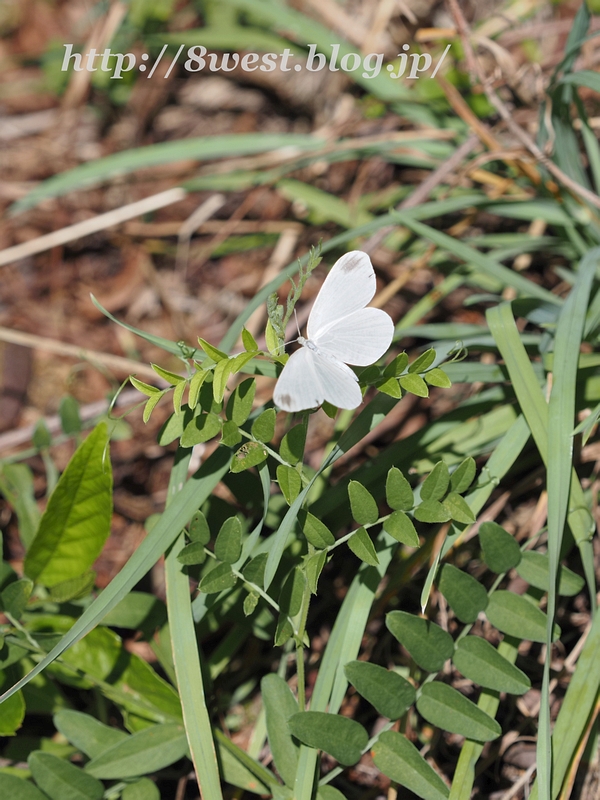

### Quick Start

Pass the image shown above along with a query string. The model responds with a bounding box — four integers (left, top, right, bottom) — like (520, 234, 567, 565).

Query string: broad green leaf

(214, 517, 243, 564)
(121, 778, 160, 800)
(280, 423, 307, 465)
(515, 551, 585, 596)
(348, 481, 379, 525)
(215, 732, 272, 795)
(424, 368, 452, 388)
(0, 773, 49, 800)
(277, 464, 302, 505)
(386, 611, 454, 672)
(408, 349, 436, 373)
(48, 572, 96, 604)
(414, 499, 451, 524)
(399, 373, 429, 397)
(189, 510, 210, 545)
(130, 376, 161, 396)
(383, 511, 419, 546)
(385, 467, 413, 511)
(188, 368, 208, 409)
(198, 338, 228, 362)
(453, 637, 530, 695)
(213, 357, 234, 403)
(438, 565, 488, 623)
(252, 409, 276, 443)
(449, 458, 476, 493)
(243, 591, 259, 616)
(479, 522, 522, 573)
(304, 549, 327, 594)
(0, 669, 25, 735)
(344, 661, 415, 719)
(384, 352, 409, 377)
(421, 462, 450, 501)
(199, 562, 237, 593)
(151, 364, 185, 385)
(143, 392, 166, 423)
(317, 787, 347, 800)
(85, 723, 187, 779)
(0, 463, 41, 548)
(230, 351, 256, 374)
(59, 396, 82, 435)
(262, 674, 299, 788)
(299, 511, 335, 549)
(176, 542, 206, 566)
(158, 411, 187, 445)
(242, 553, 268, 586)
(442, 493, 475, 525)
(28, 751, 103, 800)
(242, 328, 259, 352)
(287, 711, 368, 766)
(376, 377, 402, 398)
(53, 710, 128, 759)
(372, 731, 449, 800)
(24, 424, 112, 587)
(485, 591, 561, 643)
(181, 413, 222, 447)
(99, 591, 165, 630)
(172, 380, 186, 415)
(279, 567, 306, 617)
(33, 418, 52, 449)
(274, 615, 294, 647)
(230, 442, 268, 473)
(221, 419, 242, 446)
(417, 682, 501, 742)
(265, 318, 282, 356)
(1, 578, 33, 619)
(347, 528, 379, 566)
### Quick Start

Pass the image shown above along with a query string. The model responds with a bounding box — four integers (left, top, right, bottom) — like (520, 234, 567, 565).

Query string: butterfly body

(273, 251, 394, 412)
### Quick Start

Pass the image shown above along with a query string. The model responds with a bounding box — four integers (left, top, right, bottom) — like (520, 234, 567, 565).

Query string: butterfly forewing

(307, 251, 376, 339)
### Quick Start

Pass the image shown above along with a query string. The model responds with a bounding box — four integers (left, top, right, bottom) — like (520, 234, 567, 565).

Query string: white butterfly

(273, 250, 394, 412)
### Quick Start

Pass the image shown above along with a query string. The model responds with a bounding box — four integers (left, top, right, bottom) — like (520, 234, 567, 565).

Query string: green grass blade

(0, 447, 232, 704)
(165, 447, 223, 800)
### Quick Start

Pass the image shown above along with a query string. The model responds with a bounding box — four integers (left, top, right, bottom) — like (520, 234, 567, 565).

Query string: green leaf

(243, 591, 259, 616)
(442, 492, 475, 525)
(0, 669, 25, 735)
(1, 578, 33, 619)
(372, 731, 449, 800)
(299, 511, 335, 549)
(242, 553, 267, 586)
(280, 423, 307, 465)
(262, 674, 299, 788)
(414, 499, 451, 524)
(399, 373, 429, 397)
(515, 551, 585, 596)
(59, 396, 82, 435)
(348, 481, 379, 525)
(226, 378, 257, 425)
(385, 467, 413, 511)
(344, 661, 415, 719)
(383, 352, 409, 377)
(251, 408, 276, 443)
(279, 567, 306, 617)
(424, 368, 452, 388)
(376, 377, 402, 398)
(449, 458, 476, 493)
(181, 413, 223, 447)
(143, 392, 166, 423)
(24, 424, 112, 588)
(453, 637, 531, 695)
(485, 591, 561, 643)
(188, 368, 209, 409)
(198, 338, 228, 362)
(386, 611, 454, 672)
(0, 463, 41, 549)
(347, 528, 379, 566)
(85, 723, 187, 779)
(479, 522, 522, 573)
(287, 712, 368, 766)
(189, 510, 210, 545)
(221, 419, 242, 446)
(213, 357, 234, 403)
(417, 682, 501, 742)
(130, 377, 161, 397)
(277, 464, 302, 505)
(214, 517, 243, 564)
(151, 364, 185, 385)
(438, 564, 488, 623)
(158, 411, 186, 445)
(242, 328, 259, 352)
(421, 461, 450, 501)
(33, 418, 52, 449)
(304, 550, 327, 594)
(317, 787, 347, 800)
(230, 442, 268, 473)
(176, 542, 206, 566)
(199, 562, 237, 594)
(28, 751, 103, 800)
(121, 778, 160, 800)
(230, 351, 257, 374)
(408, 349, 436, 373)
(172, 380, 186, 415)
(383, 510, 419, 546)
(53, 710, 128, 759)
(274, 615, 294, 647)
(48, 572, 96, 603)
(0, 773, 49, 800)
